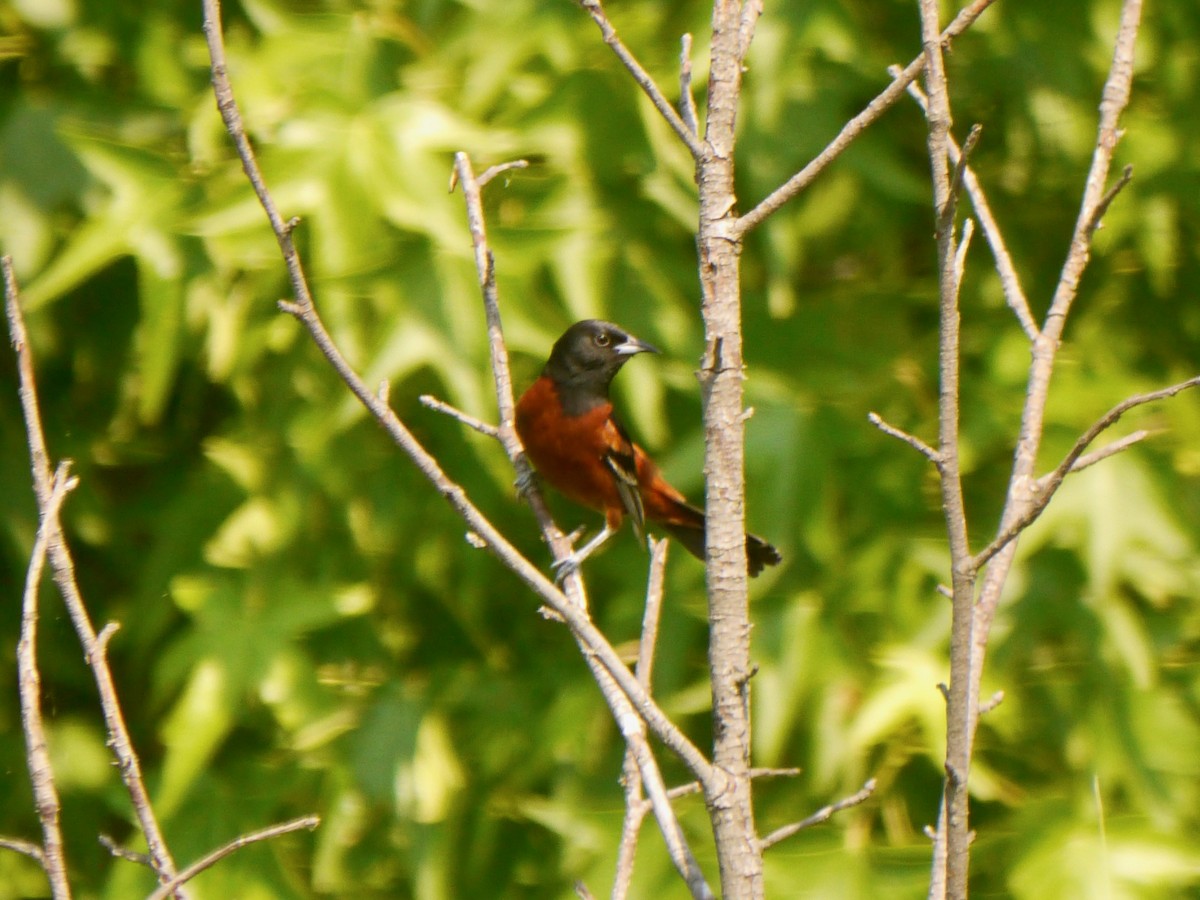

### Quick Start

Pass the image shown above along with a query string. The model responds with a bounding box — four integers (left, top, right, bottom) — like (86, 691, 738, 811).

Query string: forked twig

(144, 817, 320, 900)
(6, 257, 187, 899)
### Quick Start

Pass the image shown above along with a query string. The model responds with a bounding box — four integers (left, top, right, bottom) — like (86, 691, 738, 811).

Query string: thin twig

(679, 34, 699, 136)
(868, 412, 941, 465)
(954, 218, 975, 293)
(16, 463, 75, 899)
(0, 835, 47, 866)
(758, 779, 877, 851)
(477, 158, 530, 188)
(916, 0, 976, 893)
(144, 816, 320, 900)
(902, 79, 1038, 340)
(419, 395, 499, 438)
(613, 541, 712, 900)
(973, 375, 1200, 570)
(737, 0, 999, 235)
(738, 0, 763, 61)
(1085, 164, 1134, 236)
(98, 835, 153, 867)
(1062, 429, 1151, 475)
(575, 0, 707, 159)
(978, 690, 1005, 716)
(5, 257, 186, 899)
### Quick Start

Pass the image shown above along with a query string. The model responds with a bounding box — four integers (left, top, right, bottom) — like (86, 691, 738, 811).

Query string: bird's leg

(514, 464, 540, 500)
(552, 523, 616, 582)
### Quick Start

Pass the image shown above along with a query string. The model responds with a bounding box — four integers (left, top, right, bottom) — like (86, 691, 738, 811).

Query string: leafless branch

(98, 835, 153, 867)
(0, 835, 47, 866)
(868, 412, 941, 465)
(738, 0, 763, 61)
(419, 395, 499, 438)
(613, 541, 713, 900)
(5, 257, 186, 899)
(144, 816, 320, 900)
(758, 778, 877, 851)
(978, 690, 1005, 716)
(679, 34, 699, 135)
(1062, 429, 1151, 475)
(16, 462, 75, 899)
(737, 0, 999, 235)
(973, 375, 1200, 570)
(574, 0, 706, 159)
(901, 79, 1038, 340)
(916, 0, 977, 893)
(478, 158, 530, 188)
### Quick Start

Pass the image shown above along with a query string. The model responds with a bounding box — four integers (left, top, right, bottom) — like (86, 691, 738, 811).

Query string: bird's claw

(514, 465, 539, 500)
(551, 554, 582, 584)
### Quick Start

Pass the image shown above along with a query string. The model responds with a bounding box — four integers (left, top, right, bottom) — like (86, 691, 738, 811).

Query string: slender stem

(144, 817, 319, 900)
(736, 0, 999, 235)
(16, 465, 76, 900)
(915, 0, 976, 894)
(575, 0, 707, 159)
(5, 257, 186, 898)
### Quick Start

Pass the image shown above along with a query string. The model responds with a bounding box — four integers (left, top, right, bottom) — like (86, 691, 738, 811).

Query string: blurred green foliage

(1, 0, 1199, 897)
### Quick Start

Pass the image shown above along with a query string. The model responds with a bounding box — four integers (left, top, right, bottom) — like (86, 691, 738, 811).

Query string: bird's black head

(543, 320, 658, 405)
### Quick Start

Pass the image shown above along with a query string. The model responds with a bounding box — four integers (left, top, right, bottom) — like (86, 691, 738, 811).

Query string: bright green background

(2, 0, 1199, 897)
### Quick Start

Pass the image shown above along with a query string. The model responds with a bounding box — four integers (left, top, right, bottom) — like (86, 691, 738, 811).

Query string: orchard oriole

(515, 319, 781, 577)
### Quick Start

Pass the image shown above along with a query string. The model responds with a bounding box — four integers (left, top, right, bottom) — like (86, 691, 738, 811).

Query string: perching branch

(202, 0, 715, 788)
(450, 156, 713, 899)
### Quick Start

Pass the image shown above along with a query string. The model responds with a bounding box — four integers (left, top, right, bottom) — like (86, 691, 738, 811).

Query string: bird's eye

(594, 332, 611, 347)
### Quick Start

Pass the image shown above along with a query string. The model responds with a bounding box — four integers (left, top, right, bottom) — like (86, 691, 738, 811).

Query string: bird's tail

(660, 504, 781, 577)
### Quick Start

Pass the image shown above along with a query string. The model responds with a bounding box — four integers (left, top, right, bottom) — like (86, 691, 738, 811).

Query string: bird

(515, 319, 781, 578)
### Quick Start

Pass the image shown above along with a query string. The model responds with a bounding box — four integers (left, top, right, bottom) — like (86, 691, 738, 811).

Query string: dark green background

(1, 0, 1198, 896)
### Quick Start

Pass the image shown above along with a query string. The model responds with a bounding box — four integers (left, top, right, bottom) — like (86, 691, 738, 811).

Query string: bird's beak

(615, 335, 659, 356)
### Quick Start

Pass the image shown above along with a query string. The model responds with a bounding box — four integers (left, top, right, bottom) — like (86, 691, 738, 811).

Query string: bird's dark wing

(599, 413, 646, 543)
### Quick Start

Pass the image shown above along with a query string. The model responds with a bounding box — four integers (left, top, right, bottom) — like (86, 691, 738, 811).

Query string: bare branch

(144, 816, 320, 900)
(737, 0, 999, 235)
(6, 257, 185, 898)
(98, 835, 153, 867)
(574, 0, 706, 159)
(758, 779, 877, 851)
(419, 395, 499, 438)
(0, 835, 47, 866)
(16, 462, 75, 900)
(477, 158, 530, 188)
(613, 540, 714, 900)
(973, 375, 1200, 570)
(868, 412, 941, 465)
(738, 0, 763, 61)
(954, 218, 975, 293)
(679, 34, 699, 136)
(978, 690, 1005, 716)
(1084, 164, 1134, 236)
(904, 77, 1037, 340)
(1061, 429, 1151, 475)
